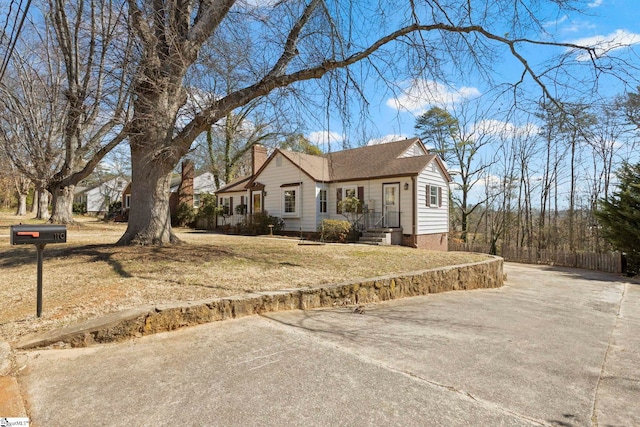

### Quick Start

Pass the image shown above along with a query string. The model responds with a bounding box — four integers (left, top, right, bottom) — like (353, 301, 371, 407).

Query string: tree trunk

(16, 193, 27, 216)
(49, 184, 77, 224)
(31, 190, 38, 214)
(117, 144, 179, 245)
(36, 187, 50, 219)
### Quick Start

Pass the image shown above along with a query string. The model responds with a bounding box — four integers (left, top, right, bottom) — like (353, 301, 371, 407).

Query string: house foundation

(404, 233, 448, 251)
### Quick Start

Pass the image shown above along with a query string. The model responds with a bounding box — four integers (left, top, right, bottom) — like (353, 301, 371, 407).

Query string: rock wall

(17, 256, 503, 349)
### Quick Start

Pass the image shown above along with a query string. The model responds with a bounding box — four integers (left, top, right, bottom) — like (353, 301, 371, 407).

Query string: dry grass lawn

(0, 212, 488, 343)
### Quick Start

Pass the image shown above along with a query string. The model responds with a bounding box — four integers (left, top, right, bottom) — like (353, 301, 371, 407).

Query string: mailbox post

(10, 224, 67, 317)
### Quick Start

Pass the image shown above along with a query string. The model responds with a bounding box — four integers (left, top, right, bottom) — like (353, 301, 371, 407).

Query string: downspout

(412, 176, 418, 248)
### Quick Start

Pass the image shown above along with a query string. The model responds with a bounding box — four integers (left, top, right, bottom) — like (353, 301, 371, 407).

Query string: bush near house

(194, 194, 218, 229)
(235, 212, 284, 235)
(173, 202, 196, 227)
(73, 202, 87, 215)
(318, 219, 352, 243)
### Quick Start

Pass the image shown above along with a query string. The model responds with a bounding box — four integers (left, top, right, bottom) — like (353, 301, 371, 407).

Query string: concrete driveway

(16, 263, 640, 426)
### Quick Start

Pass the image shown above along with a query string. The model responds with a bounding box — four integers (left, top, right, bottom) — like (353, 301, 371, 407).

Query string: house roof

(327, 138, 439, 182)
(278, 149, 330, 181)
(242, 137, 451, 190)
(216, 175, 252, 194)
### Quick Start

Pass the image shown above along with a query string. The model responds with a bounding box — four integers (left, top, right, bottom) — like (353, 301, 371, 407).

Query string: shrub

(318, 219, 352, 243)
(172, 202, 196, 227)
(103, 201, 122, 221)
(73, 202, 87, 215)
(236, 212, 284, 235)
(194, 194, 218, 229)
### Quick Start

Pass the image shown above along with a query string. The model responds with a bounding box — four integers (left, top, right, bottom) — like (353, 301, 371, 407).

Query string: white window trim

(319, 188, 328, 214)
(343, 186, 357, 199)
(282, 186, 300, 217)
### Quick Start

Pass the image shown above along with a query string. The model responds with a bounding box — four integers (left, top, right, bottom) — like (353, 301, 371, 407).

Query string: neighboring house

(121, 160, 217, 216)
(74, 177, 129, 215)
(216, 138, 452, 250)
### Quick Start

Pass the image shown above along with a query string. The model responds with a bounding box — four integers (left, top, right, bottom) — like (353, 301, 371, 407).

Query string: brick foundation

(403, 233, 448, 251)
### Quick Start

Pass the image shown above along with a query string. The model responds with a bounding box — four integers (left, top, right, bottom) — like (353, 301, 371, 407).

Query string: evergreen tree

(595, 162, 640, 275)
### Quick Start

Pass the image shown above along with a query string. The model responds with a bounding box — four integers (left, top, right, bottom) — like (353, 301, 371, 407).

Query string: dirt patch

(0, 213, 488, 343)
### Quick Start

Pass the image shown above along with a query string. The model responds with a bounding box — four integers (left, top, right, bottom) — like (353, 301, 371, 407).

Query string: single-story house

(216, 138, 451, 250)
(74, 177, 129, 215)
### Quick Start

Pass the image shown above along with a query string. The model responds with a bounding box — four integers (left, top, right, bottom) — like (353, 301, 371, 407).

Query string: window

(337, 186, 364, 214)
(220, 197, 232, 215)
(430, 186, 438, 206)
(426, 185, 442, 207)
(284, 189, 297, 215)
(282, 183, 300, 217)
(343, 186, 357, 199)
(319, 189, 327, 213)
(194, 194, 201, 209)
(125, 194, 131, 209)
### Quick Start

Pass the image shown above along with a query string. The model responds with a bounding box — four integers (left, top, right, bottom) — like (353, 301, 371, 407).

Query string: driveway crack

(591, 282, 627, 427)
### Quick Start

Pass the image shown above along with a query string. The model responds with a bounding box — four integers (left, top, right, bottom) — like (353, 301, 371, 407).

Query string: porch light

(404, 183, 409, 190)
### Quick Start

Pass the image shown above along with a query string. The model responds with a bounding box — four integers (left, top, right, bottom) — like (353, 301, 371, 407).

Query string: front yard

(0, 213, 488, 342)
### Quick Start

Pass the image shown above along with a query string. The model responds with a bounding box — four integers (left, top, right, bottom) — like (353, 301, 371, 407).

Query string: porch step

(358, 230, 392, 245)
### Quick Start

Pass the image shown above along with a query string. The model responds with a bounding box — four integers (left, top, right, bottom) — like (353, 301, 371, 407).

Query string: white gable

(399, 142, 427, 158)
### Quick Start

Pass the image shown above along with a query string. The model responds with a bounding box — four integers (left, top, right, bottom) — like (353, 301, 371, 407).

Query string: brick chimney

(252, 144, 268, 175)
(178, 160, 194, 206)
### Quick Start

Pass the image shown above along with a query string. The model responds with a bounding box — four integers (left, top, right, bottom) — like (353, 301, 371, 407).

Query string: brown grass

(0, 212, 488, 343)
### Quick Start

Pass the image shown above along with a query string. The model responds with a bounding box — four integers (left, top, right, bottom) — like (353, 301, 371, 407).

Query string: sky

(304, 0, 640, 149)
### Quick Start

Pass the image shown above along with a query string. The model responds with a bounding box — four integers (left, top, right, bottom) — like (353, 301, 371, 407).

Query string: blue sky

(305, 0, 640, 148)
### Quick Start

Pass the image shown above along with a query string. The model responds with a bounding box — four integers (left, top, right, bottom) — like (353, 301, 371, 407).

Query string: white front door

(383, 183, 400, 228)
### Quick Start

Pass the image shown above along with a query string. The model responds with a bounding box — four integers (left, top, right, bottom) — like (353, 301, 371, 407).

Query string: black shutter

(229, 197, 233, 214)
(357, 186, 364, 214)
(336, 188, 342, 214)
(426, 185, 431, 207)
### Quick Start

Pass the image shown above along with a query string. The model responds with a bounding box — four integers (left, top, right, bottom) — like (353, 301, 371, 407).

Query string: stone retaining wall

(17, 256, 503, 349)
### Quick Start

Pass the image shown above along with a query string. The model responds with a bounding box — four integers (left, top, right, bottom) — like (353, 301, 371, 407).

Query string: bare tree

(0, 0, 133, 223)
(0, 29, 66, 219)
(46, 0, 133, 223)
(415, 103, 497, 243)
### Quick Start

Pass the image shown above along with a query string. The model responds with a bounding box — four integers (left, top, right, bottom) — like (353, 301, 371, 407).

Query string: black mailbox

(10, 224, 67, 245)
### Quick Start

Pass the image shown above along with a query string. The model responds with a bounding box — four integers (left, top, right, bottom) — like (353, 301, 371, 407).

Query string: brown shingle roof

(278, 150, 330, 181)
(326, 138, 435, 181)
(216, 175, 251, 194)
(245, 138, 447, 187)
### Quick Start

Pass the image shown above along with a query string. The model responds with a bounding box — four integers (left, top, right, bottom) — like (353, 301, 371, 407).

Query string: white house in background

(120, 160, 218, 216)
(216, 138, 452, 250)
(74, 177, 129, 215)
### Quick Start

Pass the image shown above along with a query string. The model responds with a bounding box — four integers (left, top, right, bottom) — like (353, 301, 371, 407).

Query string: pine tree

(595, 162, 640, 275)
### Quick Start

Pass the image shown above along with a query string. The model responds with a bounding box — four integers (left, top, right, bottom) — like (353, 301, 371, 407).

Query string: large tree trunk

(49, 184, 77, 224)
(117, 142, 180, 245)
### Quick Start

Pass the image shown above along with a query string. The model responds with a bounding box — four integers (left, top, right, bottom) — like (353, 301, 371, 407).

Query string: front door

(383, 183, 400, 228)
(252, 191, 262, 214)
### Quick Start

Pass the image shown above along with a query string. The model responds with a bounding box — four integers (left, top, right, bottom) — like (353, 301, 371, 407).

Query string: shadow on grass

(0, 243, 236, 278)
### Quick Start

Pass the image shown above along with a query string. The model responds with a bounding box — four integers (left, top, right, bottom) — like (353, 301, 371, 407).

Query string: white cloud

(587, 0, 603, 7)
(307, 130, 343, 146)
(366, 134, 408, 146)
(568, 29, 640, 61)
(386, 79, 481, 114)
(471, 120, 540, 139)
(543, 15, 568, 29)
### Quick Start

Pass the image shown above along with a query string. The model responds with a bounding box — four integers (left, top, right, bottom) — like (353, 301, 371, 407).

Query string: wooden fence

(449, 242, 623, 274)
